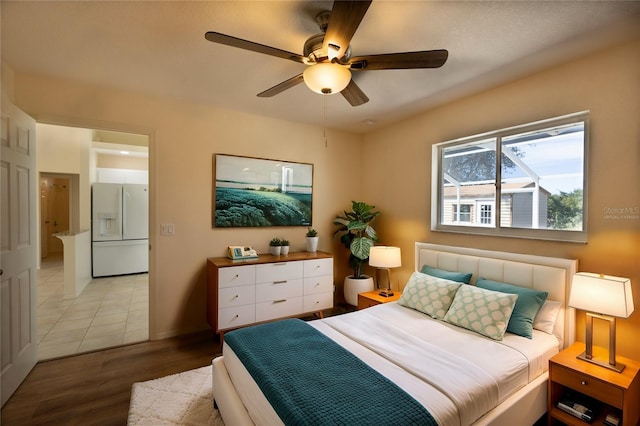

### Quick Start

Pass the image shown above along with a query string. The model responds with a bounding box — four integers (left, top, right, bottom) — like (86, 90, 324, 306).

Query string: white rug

(128, 366, 225, 426)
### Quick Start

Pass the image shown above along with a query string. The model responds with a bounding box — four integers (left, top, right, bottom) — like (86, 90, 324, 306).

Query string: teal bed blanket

(224, 318, 437, 426)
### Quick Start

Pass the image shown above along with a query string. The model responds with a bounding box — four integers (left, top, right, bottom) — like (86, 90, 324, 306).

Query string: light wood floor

(1, 331, 220, 425)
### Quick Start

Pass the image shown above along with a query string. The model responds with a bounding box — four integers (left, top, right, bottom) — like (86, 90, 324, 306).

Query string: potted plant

(269, 238, 282, 256)
(305, 227, 318, 253)
(280, 239, 290, 255)
(333, 201, 380, 306)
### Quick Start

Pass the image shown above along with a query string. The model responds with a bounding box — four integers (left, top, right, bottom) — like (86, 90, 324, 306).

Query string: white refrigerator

(92, 183, 148, 277)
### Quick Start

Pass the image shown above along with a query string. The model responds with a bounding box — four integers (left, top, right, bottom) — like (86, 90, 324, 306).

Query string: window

(452, 204, 472, 223)
(432, 111, 588, 242)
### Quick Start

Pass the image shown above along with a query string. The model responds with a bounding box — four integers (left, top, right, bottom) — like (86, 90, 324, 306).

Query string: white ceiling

(2, 1, 639, 133)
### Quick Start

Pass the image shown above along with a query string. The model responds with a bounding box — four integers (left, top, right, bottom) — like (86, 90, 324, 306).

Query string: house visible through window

(432, 111, 588, 243)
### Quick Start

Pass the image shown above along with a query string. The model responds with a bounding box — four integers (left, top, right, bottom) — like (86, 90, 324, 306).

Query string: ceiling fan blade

(341, 79, 369, 106)
(205, 31, 306, 64)
(323, 0, 372, 60)
(257, 74, 305, 98)
(350, 50, 449, 70)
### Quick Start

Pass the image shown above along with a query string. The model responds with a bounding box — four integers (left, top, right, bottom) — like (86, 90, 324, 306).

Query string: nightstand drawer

(552, 365, 624, 408)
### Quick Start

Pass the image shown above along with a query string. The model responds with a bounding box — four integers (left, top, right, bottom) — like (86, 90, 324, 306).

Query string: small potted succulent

(269, 238, 282, 256)
(280, 239, 290, 255)
(305, 227, 318, 253)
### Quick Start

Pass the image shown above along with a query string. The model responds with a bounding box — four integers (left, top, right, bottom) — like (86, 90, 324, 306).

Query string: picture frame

(213, 154, 313, 228)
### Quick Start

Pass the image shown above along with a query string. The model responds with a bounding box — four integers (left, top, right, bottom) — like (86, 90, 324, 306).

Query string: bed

(211, 242, 578, 425)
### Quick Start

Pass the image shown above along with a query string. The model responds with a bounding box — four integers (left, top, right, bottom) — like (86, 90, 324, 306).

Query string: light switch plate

(161, 223, 175, 235)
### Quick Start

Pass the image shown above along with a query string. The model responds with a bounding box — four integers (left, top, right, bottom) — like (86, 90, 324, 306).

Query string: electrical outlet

(161, 223, 175, 235)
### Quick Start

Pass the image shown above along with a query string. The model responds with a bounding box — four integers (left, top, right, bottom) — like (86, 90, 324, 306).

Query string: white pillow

(533, 300, 561, 335)
(444, 285, 517, 341)
(398, 272, 462, 319)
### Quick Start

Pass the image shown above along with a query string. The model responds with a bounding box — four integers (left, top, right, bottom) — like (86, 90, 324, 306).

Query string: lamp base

(378, 290, 395, 297)
(577, 351, 626, 373)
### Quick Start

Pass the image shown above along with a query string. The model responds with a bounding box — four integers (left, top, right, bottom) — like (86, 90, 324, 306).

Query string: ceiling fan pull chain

(324, 95, 328, 148)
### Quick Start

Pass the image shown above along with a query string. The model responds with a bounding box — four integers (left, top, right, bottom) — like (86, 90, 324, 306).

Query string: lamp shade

(369, 246, 401, 268)
(302, 62, 351, 95)
(569, 272, 634, 318)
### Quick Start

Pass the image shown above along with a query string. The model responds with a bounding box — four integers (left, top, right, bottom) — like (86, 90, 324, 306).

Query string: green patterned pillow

(443, 285, 518, 341)
(398, 272, 462, 319)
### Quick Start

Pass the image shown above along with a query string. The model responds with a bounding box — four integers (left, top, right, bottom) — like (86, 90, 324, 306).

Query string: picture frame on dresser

(213, 154, 313, 228)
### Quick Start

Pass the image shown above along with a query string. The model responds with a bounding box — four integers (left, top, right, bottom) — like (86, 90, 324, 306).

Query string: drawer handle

(273, 299, 287, 303)
(234, 314, 239, 319)
(581, 380, 587, 386)
(273, 280, 287, 284)
(233, 294, 239, 299)
(314, 282, 320, 287)
(274, 263, 287, 266)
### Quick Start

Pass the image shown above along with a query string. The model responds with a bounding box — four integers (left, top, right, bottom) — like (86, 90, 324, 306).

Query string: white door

(1, 94, 38, 406)
(123, 184, 148, 240)
(92, 183, 122, 241)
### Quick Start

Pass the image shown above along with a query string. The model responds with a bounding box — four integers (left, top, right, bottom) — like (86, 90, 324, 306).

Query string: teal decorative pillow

(443, 285, 517, 341)
(398, 272, 462, 319)
(476, 278, 548, 339)
(420, 266, 473, 284)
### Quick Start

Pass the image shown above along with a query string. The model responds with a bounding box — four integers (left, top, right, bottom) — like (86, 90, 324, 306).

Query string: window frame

(431, 111, 589, 243)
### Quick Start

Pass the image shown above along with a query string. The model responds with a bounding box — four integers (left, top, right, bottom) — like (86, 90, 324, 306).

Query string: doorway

(40, 174, 71, 260)
(36, 124, 149, 360)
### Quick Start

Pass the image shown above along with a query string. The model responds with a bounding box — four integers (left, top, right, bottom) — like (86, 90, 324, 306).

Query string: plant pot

(281, 245, 290, 255)
(344, 275, 374, 306)
(269, 246, 281, 256)
(306, 236, 319, 253)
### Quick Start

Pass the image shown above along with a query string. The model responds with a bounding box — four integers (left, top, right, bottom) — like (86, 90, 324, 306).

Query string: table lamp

(568, 272, 634, 372)
(369, 246, 401, 297)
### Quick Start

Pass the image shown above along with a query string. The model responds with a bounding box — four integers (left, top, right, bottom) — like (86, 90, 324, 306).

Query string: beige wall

(96, 153, 148, 170)
(37, 123, 92, 231)
(363, 38, 640, 359)
(13, 73, 363, 338)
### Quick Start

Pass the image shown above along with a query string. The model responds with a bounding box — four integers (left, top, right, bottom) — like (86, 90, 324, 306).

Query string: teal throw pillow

(420, 266, 473, 284)
(475, 278, 548, 339)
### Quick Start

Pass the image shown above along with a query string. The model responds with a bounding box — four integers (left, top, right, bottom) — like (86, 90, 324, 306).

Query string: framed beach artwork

(213, 154, 313, 227)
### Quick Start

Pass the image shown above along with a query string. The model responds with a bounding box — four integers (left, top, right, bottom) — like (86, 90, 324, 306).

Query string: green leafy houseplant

(305, 227, 317, 237)
(333, 201, 380, 279)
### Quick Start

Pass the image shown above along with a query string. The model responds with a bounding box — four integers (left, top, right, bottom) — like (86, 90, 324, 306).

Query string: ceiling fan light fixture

(303, 62, 351, 95)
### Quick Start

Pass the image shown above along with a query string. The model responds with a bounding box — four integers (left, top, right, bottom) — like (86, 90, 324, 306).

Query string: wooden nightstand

(548, 342, 640, 426)
(357, 290, 401, 310)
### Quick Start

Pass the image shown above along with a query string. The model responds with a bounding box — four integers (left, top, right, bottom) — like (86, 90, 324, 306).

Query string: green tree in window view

(548, 189, 583, 230)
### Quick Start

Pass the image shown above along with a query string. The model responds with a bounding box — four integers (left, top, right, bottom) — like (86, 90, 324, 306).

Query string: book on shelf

(557, 392, 597, 423)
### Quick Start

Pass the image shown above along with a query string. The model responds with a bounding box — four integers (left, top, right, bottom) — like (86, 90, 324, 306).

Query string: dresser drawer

(256, 297, 303, 322)
(303, 275, 333, 295)
(303, 258, 333, 278)
(218, 285, 255, 309)
(552, 365, 624, 408)
(256, 262, 303, 283)
(218, 305, 256, 331)
(304, 292, 333, 312)
(256, 279, 303, 303)
(218, 265, 256, 288)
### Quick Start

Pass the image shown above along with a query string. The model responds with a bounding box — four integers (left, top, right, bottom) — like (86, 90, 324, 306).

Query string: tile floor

(37, 253, 149, 361)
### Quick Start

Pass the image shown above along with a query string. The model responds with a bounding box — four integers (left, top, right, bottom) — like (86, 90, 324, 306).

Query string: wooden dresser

(206, 251, 334, 338)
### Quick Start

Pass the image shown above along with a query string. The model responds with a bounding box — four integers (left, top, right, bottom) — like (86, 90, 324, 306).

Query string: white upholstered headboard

(415, 242, 578, 348)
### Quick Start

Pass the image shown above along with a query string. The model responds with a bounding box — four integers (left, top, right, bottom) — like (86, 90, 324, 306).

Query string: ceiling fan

(204, 0, 448, 106)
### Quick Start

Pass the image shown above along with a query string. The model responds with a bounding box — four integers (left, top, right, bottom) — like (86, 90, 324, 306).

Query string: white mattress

(222, 302, 559, 426)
